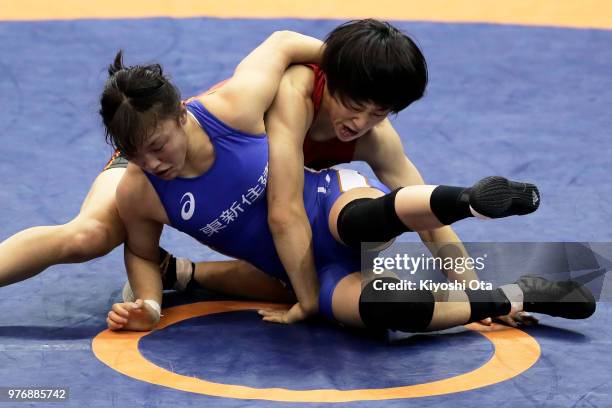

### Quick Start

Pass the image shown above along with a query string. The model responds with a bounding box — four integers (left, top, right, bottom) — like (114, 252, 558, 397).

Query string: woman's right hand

(106, 299, 157, 331)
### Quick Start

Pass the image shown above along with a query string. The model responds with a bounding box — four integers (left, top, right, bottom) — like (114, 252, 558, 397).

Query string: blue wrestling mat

(0, 15, 611, 408)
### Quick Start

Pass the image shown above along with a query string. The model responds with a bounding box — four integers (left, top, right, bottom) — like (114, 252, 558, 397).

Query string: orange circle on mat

(92, 301, 541, 402)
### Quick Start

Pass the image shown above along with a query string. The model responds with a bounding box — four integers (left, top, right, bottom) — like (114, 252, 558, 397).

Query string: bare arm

(211, 31, 323, 133)
(261, 67, 319, 323)
(107, 165, 164, 331)
(355, 120, 479, 284)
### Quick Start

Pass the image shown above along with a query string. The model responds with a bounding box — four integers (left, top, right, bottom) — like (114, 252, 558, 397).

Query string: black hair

(99, 51, 182, 157)
(321, 19, 428, 113)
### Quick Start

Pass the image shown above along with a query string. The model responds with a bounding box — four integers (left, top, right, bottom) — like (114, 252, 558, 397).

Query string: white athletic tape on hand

(122, 281, 135, 302)
(144, 299, 162, 321)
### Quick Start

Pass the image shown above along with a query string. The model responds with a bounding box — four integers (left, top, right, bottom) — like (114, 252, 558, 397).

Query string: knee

(337, 190, 409, 248)
(62, 219, 118, 261)
(359, 277, 435, 333)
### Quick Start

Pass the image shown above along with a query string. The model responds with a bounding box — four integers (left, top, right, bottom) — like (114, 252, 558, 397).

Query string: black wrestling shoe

(469, 176, 540, 218)
(516, 275, 596, 319)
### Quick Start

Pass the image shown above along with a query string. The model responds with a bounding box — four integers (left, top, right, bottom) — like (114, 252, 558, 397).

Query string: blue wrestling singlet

(145, 99, 389, 319)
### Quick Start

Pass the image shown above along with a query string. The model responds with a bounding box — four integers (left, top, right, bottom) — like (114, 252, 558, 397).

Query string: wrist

(300, 299, 319, 316)
(143, 299, 162, 325)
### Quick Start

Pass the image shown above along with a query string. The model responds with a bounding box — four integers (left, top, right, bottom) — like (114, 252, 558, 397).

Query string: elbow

(268, 211, 292, 234)
(267, 31, 299, 57)
(268, 205, 301, 234)
(269, 30, 294, 43)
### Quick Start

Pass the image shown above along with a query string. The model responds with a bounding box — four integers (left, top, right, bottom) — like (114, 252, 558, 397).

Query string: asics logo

(180, 192, 196, 221)
(532, 190, 539, 206)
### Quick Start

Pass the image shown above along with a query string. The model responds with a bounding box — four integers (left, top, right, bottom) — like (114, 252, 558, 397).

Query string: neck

(308, 85, 336, 142)
(181, 112, 215, 177)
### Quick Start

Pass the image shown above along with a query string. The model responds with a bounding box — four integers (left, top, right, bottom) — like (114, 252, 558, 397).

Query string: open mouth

(339, 124, 358, 140)
(156, 167, 172, 178)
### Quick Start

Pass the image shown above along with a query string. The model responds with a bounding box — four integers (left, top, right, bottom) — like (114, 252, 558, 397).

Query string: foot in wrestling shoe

(469, 176, 540, 219)
(517, 275, 596, 319)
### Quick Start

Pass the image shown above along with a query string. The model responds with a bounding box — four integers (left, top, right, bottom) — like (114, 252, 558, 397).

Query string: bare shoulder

(370, 119, 402, 145)
(116, 164, 147, 214)
(282, 65, 315, 98)
(116, 164, 167, 224)
(193, 90, 239, 126)
(194, 80, 267, 134)
(355, 119, 403, 162)
(193, 65, 315, 134)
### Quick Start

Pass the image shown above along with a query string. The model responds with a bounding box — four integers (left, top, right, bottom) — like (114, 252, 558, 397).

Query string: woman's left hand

(258, 302, 312, 324)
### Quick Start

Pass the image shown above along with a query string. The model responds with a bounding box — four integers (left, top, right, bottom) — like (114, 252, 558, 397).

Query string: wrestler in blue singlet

(145, 99, 389, 319)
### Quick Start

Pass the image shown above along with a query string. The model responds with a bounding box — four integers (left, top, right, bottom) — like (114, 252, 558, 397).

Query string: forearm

(235, 31, 323, 79)
(269, 30, 324, 67)
(269, 209, 319, 313)
(263, 70, 318, 313)
(418, 226, 480, 284)
(125, 245, 163, 302)
(122, 245, 163, 330)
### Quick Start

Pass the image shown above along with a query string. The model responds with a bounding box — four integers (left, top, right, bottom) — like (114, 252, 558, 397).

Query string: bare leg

(326, 187, 494, 330)
(0, 168, 126, 286)
(326, 185, 447, 246)
(328, 177, 541, 245)
(192, 260, 296, 302)
(394, 185, 446, 231)
(325, 185, 588, 331)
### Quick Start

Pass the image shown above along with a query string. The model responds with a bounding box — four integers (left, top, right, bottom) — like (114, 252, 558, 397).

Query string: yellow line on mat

(1, 0, 611, 30)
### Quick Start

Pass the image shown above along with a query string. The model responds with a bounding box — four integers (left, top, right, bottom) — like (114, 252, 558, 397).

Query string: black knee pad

(337, 189, 409, 248)
(359, 277, 435, 333)
(465, 288, 511, 322)
(429, 186, 472, 225)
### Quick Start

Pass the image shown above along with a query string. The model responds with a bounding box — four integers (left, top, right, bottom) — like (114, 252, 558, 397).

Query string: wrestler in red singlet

(104, 66, 356, 171)
(302, 65, 357, 170)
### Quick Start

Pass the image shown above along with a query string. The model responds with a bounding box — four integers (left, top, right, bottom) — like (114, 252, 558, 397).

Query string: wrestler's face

(328, 94, 390, 142)
(130, 111, 189, 180)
